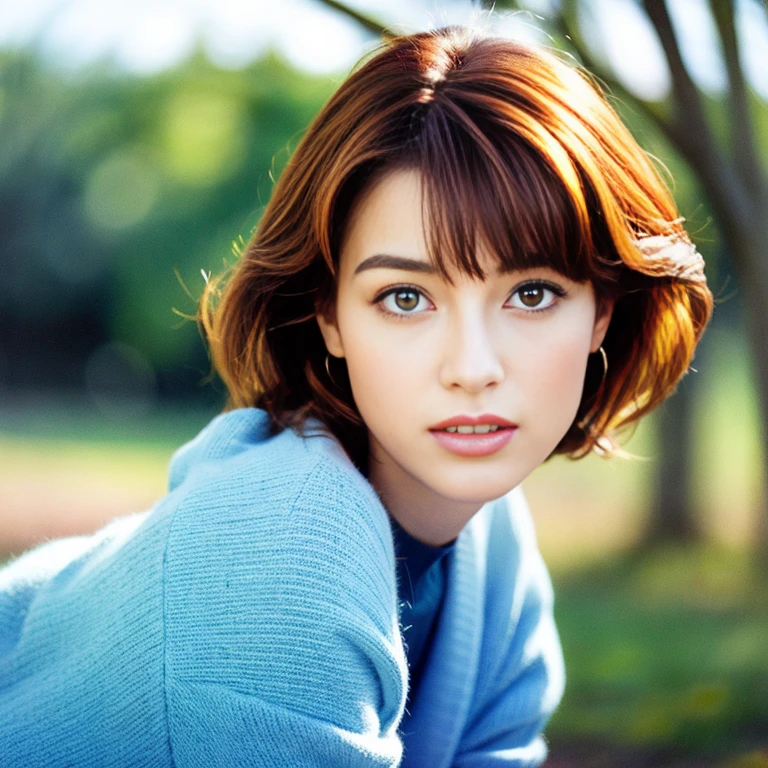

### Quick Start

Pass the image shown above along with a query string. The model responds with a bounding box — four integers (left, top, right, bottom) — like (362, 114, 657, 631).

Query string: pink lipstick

(428, 414, 518, 457)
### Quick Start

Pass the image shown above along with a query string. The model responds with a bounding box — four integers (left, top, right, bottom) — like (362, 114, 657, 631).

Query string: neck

(366, 435, 482, 547)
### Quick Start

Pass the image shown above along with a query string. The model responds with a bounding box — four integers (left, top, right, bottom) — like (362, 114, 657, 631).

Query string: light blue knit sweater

(0, 408, 565, 766)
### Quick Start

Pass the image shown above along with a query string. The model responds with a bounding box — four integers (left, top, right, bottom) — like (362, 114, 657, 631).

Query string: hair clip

(630, 219, 707, 283)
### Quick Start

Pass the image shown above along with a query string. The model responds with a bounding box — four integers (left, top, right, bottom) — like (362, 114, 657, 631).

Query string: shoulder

(165, 408, 393, 568)
(162, 410, 406, 735)
(162, 407, 400, 646)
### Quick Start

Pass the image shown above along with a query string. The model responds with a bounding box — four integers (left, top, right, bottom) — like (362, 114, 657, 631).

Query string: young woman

(0, 24, 712, 767)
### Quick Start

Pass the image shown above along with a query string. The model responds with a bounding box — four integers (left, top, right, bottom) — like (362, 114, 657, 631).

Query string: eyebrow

(353, 254, 436, 276)
(353, 253, 519, 277)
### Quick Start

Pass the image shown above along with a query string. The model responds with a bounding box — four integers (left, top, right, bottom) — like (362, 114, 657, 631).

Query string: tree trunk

(735, 222, 768, 557)
(643, 362, 699, 544)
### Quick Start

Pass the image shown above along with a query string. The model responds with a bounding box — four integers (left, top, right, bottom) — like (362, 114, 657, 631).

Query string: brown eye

(519, 286, 544, 307)
(508, 282, 562, 312)
(394, 290, 419, 311)
(377, 286, 430, 317)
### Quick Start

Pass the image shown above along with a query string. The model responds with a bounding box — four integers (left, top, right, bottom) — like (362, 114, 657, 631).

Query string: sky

(0, 0, 767, 100)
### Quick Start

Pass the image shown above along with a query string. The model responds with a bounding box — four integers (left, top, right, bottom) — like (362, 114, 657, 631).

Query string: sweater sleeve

(163, 456, 408, 768)
(452, 489, 565, 768)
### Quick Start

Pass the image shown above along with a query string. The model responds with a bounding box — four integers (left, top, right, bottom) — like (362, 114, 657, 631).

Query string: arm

(453, 489, 566, 767)
(163, 458, 409, 768)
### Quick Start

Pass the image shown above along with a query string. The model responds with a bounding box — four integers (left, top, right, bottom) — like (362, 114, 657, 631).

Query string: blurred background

(1, 0, 767, 765)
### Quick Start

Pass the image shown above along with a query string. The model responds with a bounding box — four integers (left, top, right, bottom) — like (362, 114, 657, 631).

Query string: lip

(429, 413, 519, 431)
(428, 413, 518, 458)
(430, 426, 517, 457)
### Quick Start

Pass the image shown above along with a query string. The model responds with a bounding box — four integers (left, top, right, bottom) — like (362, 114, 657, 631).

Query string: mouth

(428, 414, 518, 433)
(434, 424, 510, 434)
(428, 414, 518, 457)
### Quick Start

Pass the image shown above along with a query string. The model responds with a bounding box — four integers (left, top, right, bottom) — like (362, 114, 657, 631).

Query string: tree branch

(708, 0, 767, 199)
(641, 1, 712, 149)
(486, 0, 683, 150)
(312, 0, 390, 39)
(553, 2, 679, 142)
(641, 0, 752, 228)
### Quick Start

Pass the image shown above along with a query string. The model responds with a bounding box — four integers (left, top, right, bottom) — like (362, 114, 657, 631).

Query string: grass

(0, 396, 218, 556)
(548, 546, 768, 765)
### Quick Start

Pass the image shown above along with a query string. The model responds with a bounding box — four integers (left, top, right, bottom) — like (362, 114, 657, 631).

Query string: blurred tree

(315, 0, 768, 550)
(0, 46, 337, 406)
(0, 50, 115, 389)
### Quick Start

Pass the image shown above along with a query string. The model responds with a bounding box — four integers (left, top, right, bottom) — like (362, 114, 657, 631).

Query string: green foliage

(550, 546, 768, 757)
(0, 46, 337, 388)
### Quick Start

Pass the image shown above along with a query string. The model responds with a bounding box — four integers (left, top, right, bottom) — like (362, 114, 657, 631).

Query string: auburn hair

(198, 24, 713, 474)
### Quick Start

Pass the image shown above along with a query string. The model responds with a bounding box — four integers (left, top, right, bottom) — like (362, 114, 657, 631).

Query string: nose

(439, 309, 505, 393)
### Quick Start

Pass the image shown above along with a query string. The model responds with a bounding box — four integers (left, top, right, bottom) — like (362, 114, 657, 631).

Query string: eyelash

(373, 280, 568, 321)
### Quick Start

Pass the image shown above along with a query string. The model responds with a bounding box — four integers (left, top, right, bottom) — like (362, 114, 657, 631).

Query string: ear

(590, 295, 615, 353)
(315, 301, 345, 359)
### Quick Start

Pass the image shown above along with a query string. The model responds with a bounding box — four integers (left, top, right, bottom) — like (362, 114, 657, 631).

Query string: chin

(425, 468, 525, 506)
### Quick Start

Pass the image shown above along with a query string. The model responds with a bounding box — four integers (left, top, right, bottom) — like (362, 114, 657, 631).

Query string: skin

(316, 168, 614, 546)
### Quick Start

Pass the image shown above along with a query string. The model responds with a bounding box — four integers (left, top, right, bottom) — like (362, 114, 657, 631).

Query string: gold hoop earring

(598, 345, 608, 383)
(324, 353, 336, 386)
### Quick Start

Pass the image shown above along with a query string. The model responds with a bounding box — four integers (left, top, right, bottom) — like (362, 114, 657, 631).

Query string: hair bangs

(414, 101, 596, 284)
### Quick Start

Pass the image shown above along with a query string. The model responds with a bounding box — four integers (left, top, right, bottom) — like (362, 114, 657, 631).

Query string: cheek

(520, 327, 591, 432)
(339, 318, 424, 430)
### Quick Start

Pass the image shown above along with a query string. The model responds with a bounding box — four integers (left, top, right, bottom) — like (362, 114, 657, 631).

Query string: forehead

(341, 168, 425, 257)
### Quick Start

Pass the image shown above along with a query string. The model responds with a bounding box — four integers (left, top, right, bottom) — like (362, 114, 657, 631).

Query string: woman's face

(316, 167, 613, 544)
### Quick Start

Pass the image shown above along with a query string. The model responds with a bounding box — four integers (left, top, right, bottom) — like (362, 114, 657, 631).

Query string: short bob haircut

(199, 24, 713, 474)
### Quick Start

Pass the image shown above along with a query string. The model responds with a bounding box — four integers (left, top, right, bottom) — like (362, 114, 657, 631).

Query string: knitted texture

(0, 408, 564, 766)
